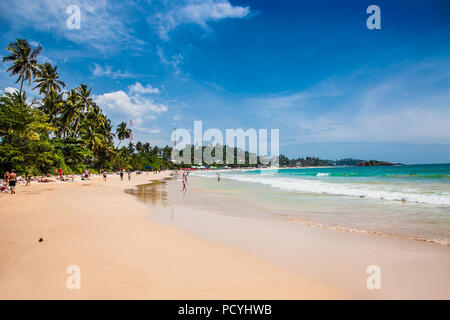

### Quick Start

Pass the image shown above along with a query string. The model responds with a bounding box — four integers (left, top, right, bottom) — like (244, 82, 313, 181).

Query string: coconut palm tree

(127, 142, 135, 155)
(135, 141, 143, 154)
(115, 121, 131, 148)
(61, 89, 83, 138)
(2, 91, 28, 109)
(162, 145, 172, 162)
(33, 63, 65, 95)
(76, 84, 93, 113)
(39, 88, 64, 131)
(80, 124, 104, 154)
(142, 142, 151, 155)
(2, 39, 42, 96)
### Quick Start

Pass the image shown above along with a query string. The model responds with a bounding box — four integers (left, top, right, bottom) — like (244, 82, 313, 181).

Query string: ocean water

(191, 164, 450, 245)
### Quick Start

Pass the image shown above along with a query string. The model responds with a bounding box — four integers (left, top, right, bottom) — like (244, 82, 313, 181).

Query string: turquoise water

(217, 164, 450, 206)
(191, 164, 450, 244)
(243, 164, 450, 181)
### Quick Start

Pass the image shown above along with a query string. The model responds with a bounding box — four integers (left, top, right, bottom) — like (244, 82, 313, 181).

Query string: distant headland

(357, 160, 404, 166)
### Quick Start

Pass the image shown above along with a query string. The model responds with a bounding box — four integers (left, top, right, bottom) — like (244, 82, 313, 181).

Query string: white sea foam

(218, 174, 450, 206)
(316, 173, 329, 177)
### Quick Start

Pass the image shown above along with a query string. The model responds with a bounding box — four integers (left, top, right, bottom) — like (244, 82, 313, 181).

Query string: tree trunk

(19, 77, 24, 96)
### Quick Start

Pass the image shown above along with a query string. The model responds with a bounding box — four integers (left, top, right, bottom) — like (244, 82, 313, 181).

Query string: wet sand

(129, 177, 450, 299)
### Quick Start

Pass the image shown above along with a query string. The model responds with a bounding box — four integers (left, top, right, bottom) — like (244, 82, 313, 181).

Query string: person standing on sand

(103, 170, 107, 182)
(128, 171, 131, 181)
(120, 171, 124, 181)
(4, 171, 10, 184)
(26, 172, 31, 186)
(217, 172, 221, 182)
(9, 170, 17, 194)
(182, 177, 187, 191)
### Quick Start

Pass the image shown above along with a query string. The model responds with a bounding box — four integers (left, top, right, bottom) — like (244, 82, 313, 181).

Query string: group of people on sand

(180, 170, 221, 191)
(119, 170, 133, 182)
(2, 170, 17, 194)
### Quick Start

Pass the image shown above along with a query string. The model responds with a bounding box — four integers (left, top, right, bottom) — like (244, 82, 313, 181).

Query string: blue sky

(1, 0, 449, 164)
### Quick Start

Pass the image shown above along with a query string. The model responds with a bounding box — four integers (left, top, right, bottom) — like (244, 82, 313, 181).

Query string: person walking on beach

(128, 171, 131, 181)
(182, 172, 187, 191)
(217, 172, 221, 182)
(120, 171, 124, 181)
(9, 170, 17, 194)
(103, 170, 107, 182)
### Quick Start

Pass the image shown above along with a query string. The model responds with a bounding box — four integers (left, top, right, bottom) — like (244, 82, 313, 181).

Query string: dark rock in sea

(357, 160, 403, 166)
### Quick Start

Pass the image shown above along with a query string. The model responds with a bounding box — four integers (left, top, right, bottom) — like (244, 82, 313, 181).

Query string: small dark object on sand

(38, 238, 43, 242)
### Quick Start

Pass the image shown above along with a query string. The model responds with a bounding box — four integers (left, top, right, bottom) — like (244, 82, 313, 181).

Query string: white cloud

(130, 118, 160, 134)
(29, 40, 40, 47)
(0, 0, 140, 52)
(151, 0, 250, 40)
(94, 81, 169, 126)
(157, 46, 184, 74)
(91, 64, 141, 79)
(247, 59, 450, 145)
(38, 56, 55, 65)
(95, 90, 167, 118)
(4, 87, 18, 94)
(293, 104, 450, 145)
(128, 82, 160, 95)
(136, 127, 161, 134)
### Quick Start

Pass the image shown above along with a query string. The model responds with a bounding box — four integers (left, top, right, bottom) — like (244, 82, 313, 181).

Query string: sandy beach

(0, 172, 343, 299)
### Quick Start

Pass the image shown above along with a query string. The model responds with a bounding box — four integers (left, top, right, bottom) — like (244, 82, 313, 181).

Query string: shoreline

(130, 176, 450, 299)
(0, 172, 343, 299)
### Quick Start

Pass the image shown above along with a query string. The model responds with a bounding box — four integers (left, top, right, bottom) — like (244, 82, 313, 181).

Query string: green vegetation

(279, 156, 401, 167)
(336, 158, 366, 166)
(279, 155, 333, 167)
(0, 39, 176, 176)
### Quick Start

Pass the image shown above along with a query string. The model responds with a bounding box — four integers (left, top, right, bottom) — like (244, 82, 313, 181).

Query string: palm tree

(2, 39, 42, 96)
(33, 63, 65, 95)
(142, 142, 151, 155)
(135, 141, 143, 154)
(127, 142, 135, 155)
(76, 84, 93, 113)
(2, 91, 28, 109)
(39, 88, 64, 131)
(61, 89, 83, 137)
(162, 145, 172, 162)
(80, 124, 104, 154)
(115, 121, 131, 148)
(152, 146, 160, 158)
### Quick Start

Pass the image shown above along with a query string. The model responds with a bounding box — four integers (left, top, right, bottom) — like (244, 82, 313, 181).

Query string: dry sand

(0, 172, 342, 299)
